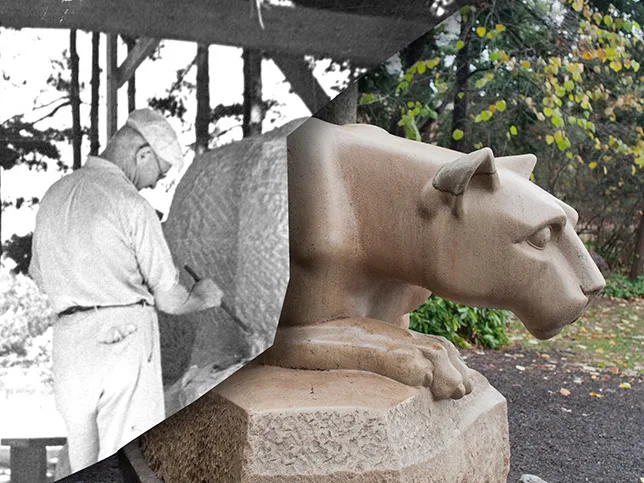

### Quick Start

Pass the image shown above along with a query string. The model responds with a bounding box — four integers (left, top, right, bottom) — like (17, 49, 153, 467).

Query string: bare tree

(70, 30, 82, 169)
(449, 15, 472, 152)
(89, 32, 100, 156)
(242, 49, 264, 137)
(629, 207, 644, 280)
(195, 44, 210, 154)
(123, 36, 137, 112)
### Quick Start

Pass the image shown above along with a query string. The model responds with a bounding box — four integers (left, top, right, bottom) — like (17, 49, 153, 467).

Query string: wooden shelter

(2, 0, 467, 136)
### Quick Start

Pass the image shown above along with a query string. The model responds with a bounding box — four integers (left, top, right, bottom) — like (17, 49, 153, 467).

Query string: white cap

(126, 108, 184, 173)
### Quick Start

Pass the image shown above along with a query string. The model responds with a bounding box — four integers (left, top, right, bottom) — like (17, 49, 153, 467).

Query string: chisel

(184, 264, 253, 335)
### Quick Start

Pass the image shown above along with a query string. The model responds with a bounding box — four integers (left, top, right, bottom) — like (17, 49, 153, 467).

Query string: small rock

(518, 475, 549, 483)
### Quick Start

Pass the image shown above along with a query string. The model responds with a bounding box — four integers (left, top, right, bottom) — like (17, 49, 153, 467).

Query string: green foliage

(148, 95, 188, 120)
(601, 274, 644, 299)
(0, 115, 65, 171)
(1, 233, 33, 275)
(410, 294, 510, 349)
(358, 0, 644, 272)
(1, 47, 82, 173)
(0, 271, 55, 358)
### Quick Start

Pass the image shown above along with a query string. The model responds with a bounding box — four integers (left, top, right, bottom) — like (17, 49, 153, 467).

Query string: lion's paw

(408, 333, 475, 400)
(260, 320, 475, 401)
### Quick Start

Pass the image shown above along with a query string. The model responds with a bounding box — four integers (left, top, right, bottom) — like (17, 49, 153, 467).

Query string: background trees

(358, 0, 644, 280)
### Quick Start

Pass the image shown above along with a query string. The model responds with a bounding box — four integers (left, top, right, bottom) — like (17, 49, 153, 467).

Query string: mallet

(184, 264, 253, 335)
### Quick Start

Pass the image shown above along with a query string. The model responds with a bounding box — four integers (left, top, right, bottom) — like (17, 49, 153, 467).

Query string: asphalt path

(463, 347, 644, 483)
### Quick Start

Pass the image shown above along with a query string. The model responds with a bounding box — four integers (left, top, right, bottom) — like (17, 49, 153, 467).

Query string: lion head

(420, 148, 605, 339)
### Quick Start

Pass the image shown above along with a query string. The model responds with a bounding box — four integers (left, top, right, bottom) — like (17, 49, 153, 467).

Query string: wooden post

(2, 438, 67, 483)
(106, 33, 118, 140)
(106, 36, 160, 140)
(116, 38, 161, 89)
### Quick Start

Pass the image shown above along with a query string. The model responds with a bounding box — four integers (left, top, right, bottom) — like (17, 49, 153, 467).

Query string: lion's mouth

(527, 326, 563, 340)
(583, 296, 596, 310)
(526, 312, 582, 340)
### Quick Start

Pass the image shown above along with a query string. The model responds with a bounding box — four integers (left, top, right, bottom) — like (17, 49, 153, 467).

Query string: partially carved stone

(158, 119, 304, 410)
(144, 118, 605, 482)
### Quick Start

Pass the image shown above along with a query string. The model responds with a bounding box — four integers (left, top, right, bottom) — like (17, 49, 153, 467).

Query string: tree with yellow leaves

(359, 0, 644, 278)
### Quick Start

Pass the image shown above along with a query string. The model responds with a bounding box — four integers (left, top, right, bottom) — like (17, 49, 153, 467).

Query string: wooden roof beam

(271, 54, 331, 114)
(116, 37, 161, 88)
(0, 0, 459, 67)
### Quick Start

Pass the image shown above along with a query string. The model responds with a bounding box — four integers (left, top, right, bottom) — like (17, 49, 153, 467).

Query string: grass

(505, 296, 644, 377)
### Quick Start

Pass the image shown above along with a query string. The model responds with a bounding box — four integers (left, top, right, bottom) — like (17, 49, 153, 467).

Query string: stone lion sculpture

(257, 117, 606, 400)
(141, 118, 605, 482)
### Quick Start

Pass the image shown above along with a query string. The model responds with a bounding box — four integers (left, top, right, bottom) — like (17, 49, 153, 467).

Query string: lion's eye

(527, 226, 552, 250)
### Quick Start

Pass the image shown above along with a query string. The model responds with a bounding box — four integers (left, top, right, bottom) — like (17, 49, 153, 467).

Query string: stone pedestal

(142, 365, 510, 483)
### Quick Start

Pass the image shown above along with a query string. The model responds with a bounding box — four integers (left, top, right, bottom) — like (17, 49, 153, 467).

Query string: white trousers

(52, 304, 165, 474)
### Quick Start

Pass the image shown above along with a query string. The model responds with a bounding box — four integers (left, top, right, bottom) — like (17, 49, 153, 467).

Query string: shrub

(410, 294, 510, 349)
(0, 270, 55, 358)
(601, 274, 644, 300)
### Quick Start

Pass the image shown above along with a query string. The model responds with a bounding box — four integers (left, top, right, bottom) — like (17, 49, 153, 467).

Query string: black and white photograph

(0, 0, 424, 477)
(1, 1, 459, 480)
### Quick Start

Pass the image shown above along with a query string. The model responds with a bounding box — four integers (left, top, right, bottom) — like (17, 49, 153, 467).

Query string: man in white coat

(29, 108, 222, 473)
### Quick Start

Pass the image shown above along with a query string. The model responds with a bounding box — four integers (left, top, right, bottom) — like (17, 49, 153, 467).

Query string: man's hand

(154, 278, 223, 315)
(191, 278, 223, 309)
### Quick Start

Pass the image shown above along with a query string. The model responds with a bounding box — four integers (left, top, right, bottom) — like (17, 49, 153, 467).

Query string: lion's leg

(257, 318, 473, 400)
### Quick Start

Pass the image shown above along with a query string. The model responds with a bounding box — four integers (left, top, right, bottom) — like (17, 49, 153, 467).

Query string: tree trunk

(387, 32, 430, 136)
(450, 14, 472, 152)
(195, 44, 210, 155)
(89, 32, 100, 156)
(242, 49, 264, 138)
(123, 36, 137, 112)
(70, 30, 82, 170)
(628, 205, 644, 280)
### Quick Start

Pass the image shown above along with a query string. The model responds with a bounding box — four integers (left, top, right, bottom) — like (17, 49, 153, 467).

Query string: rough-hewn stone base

(142, 365, 510, 483)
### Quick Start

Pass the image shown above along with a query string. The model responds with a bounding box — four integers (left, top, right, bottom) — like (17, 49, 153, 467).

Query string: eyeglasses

(140, 143, 170, 181)
(151, 151, 170, 180)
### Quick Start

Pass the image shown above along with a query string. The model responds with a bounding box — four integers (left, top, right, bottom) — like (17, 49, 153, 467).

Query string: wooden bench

(1, 437, 66, 483)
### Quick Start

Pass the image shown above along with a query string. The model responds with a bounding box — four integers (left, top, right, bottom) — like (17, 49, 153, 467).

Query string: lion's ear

(496, 154, 537, 179)
(432, 147, 499, 196)
(422, 148, 500, 218)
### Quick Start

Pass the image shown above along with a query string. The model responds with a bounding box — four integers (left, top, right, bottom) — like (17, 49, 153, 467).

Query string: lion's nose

(581, 272, 605, 301)
(580, 248, 606, 301)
